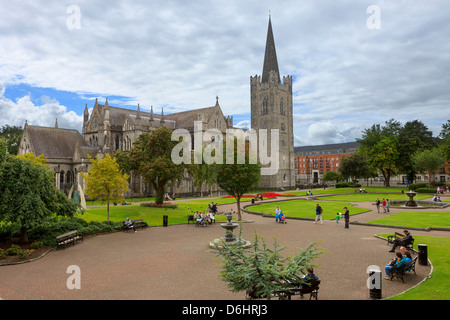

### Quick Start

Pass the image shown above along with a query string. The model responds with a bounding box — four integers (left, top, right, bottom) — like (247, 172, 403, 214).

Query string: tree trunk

(19, 226, 28, 243)
(107, 202, 110, 224)
(236, 197, 242, 221)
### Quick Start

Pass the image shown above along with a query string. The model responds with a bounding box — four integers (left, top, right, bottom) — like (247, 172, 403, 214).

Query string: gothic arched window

(261, 98, 268, 115)
(280, 99, 285, 115)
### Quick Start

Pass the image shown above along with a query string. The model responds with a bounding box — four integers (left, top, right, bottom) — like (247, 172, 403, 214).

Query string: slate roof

(294, 141, 360, 154)
(262, 16, 281, 83)
(26, 125, 89, 159)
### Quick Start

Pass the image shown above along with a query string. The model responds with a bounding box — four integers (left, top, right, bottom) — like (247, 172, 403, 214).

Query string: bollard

(163, 215, 168, 227)
(418, 244, 428, 266)
(368, 268, 382, 299)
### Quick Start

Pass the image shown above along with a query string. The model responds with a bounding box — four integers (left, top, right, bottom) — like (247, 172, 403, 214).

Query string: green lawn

(81, 197, 250, 226)
(245, 199, 369, 220)
(377, 234, 450, 300)
(317, 193, 431, 202)
(369, 211, 450, 229)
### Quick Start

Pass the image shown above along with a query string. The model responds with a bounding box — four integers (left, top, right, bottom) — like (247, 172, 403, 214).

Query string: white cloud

(0, 0, 449, 145)
(0, 93, 82, 131)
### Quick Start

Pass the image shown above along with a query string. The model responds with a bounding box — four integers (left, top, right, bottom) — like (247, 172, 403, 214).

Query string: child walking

(336, 212, 341, 226)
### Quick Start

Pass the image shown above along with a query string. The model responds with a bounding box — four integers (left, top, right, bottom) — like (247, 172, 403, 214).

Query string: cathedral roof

(164, 105, 217, 131)
(24, 125, 89, 159)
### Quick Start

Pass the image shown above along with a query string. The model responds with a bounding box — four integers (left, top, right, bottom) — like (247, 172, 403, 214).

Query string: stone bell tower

(250, 16, 295, 190)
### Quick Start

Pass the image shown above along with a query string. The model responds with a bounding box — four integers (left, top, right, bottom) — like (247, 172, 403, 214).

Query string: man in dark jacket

(389, 230, 413, 252)
(343, 207, 350, 229)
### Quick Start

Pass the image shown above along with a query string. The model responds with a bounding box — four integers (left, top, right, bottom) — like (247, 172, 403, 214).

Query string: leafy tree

(396, 120, 436, 182)
(0, 137, 7, 163)
(321, 170, 343, 184)
(114, 150, 133, 175)
(81, 154, 129, 223)
(412, 148, 446, 187)
(0, 155, 78, 243)
(129, 127, 185, 204)
(338, 153, 373, 183)
(439, 120, 450, 162)
(358, 120, 401, 186)
(216, 140, 261, 221)
(188, 148, 219, 197)
(0, 125, 23, 156)
(214, 232, 323, 300)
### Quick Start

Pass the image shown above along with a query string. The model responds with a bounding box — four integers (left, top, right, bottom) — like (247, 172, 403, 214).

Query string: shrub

(18, 249, 34, 259)
(6, 244, 22, 256)
(0, 248, 5, 259)
(335, 182, 361, 188)
(415, 188, 438, 193)
(30, 240, 44, 249)
(408, 183, 427, 191)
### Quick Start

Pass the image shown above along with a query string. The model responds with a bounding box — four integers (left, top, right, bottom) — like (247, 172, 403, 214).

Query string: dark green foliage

(0, 156, 79, 242)
(415, 188, 438, 194)
(335, 182, 361, 188)
(214, 231, 323, 299)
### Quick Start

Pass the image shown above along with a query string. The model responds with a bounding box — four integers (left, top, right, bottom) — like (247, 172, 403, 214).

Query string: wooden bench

(122, 219, 148, 231)
(389, 257, 417, 283)
(276, 280, 321, 300)
(387, 232, 415, 250)
(56, 230, 83, 250)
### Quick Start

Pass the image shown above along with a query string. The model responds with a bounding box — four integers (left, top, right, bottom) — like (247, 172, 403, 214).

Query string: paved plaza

(0, 196, 446, 300)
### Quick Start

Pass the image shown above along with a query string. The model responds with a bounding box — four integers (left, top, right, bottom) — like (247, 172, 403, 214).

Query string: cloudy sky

(1, 0, 449, 146)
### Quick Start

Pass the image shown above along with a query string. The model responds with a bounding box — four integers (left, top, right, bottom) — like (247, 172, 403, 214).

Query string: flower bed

(140, 202, 179, 209)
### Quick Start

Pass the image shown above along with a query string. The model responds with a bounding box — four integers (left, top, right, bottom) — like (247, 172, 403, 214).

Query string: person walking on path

(376, 198, 381, 213)
(314, 204, 323, 224)
(386, 199, 390, 213)
(382, 199, 387, 213)
(343, 207, 350, 229)
(275, 206, 281, 223)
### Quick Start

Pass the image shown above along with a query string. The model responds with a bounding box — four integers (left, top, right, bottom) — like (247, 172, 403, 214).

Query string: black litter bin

(252, 199, 255, 204)
(163, 215, 168, 227)
(368, 268, 382, 299)
(418, 244, 428, 266)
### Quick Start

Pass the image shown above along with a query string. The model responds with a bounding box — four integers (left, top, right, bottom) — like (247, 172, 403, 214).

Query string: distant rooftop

(294, 141, 360, 155)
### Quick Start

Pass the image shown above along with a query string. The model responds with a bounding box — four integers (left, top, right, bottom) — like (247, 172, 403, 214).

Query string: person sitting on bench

(125, 217, 137, 233)
(299, 268, 319, 298)
(389, 230, 413, 252)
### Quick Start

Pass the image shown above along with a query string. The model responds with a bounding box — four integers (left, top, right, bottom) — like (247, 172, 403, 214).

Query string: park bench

(275, 280, 321, 300)
(187, 215, 195, 224)
(389, 256, 417, 283)
(387, 232, 415, 251)
(122, 219, 148, 232)
(56, 230, 83, 250)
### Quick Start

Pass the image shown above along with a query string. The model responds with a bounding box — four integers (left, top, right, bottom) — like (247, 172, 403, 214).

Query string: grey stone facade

(250, 17, 296, 190)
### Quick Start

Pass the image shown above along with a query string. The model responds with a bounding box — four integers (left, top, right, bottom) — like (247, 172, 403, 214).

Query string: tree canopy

(81, 153, 129, 223)
(129, 127, 185, 204)
(216, 139, 261, 221)
(0, 154, 78, 242)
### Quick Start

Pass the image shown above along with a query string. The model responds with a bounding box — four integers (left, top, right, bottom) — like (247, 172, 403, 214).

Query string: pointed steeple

(262, 15, 280, 84)
(150, 106, 154, 121)
(160, 108, 165, 124)
(136, 103, 141, 119)
(55, 118, 58, 128)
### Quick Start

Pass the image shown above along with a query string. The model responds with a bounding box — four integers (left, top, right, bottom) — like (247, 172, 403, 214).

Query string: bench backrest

(56, 230, 77, 239)
(300, 280, 320, 292)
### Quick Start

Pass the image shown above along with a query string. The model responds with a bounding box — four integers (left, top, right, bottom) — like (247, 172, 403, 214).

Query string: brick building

(294, 142, 359, 185)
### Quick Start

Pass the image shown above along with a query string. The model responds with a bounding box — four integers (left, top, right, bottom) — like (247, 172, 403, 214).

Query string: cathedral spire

(262, 15, 280, 84)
